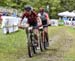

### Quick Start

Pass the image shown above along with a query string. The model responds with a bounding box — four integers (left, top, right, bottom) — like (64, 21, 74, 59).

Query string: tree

(0, 0, 75, 18)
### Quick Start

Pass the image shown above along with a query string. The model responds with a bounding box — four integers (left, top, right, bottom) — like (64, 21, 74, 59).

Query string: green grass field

(0, 26, 75, 61)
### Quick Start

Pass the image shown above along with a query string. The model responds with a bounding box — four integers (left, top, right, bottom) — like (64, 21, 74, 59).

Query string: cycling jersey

(38, 12, 48, 26)
(22, 11, 38, 24)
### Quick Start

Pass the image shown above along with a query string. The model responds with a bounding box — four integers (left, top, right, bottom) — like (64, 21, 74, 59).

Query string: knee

(44, 28, 48, 33)
(34, 30, 39, 36)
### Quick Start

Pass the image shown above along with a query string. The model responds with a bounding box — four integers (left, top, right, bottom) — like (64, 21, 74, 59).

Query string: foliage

(0, 0, 75, 18)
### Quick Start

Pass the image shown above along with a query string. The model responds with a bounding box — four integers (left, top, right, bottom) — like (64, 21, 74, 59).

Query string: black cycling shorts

(42, 20, 48, 27)
(29, 22, 38, 29)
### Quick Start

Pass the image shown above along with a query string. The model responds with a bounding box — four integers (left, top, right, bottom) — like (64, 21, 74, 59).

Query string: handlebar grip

(28, 27, 33, 30)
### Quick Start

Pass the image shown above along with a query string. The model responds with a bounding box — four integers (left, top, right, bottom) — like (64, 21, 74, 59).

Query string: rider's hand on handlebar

(18, 23, 22, 28)
(18, 23, 29, 29)
(48, 24, 51, 26)
(47, 21, 51, 26)
(25, 23, 29, 28)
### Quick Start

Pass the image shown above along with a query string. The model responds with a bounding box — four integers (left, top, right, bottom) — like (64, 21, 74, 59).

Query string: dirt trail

(18, 27, 74, 61)
(45, 28, 73, 61)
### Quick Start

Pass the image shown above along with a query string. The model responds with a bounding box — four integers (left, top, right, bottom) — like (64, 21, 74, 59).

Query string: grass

(0, 29, 27, 61)
(0, 26, 75, 61)
(63, 27, 75, 61)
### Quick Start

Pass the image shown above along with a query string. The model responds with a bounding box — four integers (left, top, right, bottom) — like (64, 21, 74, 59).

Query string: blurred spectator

(11, 9, 17, 17)
(11, 12, 17, 17)
(3, 11, 8, 16)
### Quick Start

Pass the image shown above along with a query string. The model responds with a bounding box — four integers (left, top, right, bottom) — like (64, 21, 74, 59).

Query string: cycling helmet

(24, 5, 33, 11)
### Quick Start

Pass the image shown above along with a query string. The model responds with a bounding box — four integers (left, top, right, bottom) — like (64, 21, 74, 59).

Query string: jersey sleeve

(45, 13, 49, 19)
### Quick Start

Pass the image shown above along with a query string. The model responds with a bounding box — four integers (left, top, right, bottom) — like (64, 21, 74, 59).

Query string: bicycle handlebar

(18, 24, 51, 30)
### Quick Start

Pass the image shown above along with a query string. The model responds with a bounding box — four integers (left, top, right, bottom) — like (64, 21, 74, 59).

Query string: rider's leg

(34, 29, 40, 49)
(33, 29, 39, 46)
(43, 27, 49, 48)
(43, 27, 49, 43)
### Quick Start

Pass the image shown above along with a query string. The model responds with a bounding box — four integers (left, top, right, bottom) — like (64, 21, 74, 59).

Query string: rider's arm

(34, 12, 42, 26)
(46, 13, 50, 25)
(19, 12, 26, 26)
(37, 16, 42, 26)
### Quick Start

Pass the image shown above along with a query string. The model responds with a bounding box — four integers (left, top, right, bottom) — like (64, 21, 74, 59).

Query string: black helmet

(24, 5, 33, 11)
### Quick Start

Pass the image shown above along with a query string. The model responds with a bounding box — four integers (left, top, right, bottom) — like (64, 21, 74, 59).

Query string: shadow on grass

(5, 30, 20, 35)
(32, 48, 58, 58)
